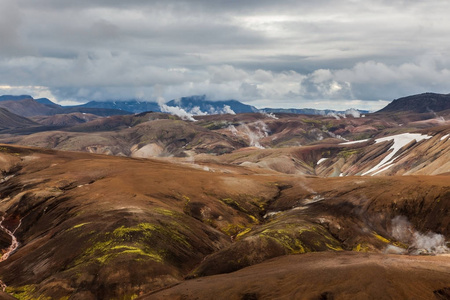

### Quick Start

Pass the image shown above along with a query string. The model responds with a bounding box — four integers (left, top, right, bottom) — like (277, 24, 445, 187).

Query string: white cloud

(1, 1, 450, 110)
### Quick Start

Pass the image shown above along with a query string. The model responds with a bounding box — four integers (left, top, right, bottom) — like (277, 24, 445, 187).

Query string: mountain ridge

(378, 92, 450, 113)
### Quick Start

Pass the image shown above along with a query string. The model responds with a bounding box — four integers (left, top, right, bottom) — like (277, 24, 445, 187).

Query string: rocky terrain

(0, 93, 448, 299)
(0, 144, 446, 299)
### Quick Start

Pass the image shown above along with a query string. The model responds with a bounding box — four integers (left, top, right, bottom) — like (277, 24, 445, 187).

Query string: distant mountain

(0, 95, 33, 102)
(166, 95, 258, 114)
(35, 97, 61, 108)
(0, 98, 56, 117)
(0, 96, 131, 117)
(378, 92, 450, 113)
(0, 107, 37, 130)
(261, 108, 370, 116)
(78, 100, 160, 114)
(78, 95, 258, 115)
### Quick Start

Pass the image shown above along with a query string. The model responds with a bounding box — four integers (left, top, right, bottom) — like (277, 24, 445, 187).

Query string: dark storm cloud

(1, 0, 450, 109)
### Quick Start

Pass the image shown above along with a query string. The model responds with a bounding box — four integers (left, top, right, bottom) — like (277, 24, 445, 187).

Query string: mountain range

(0, 94, 373, 118)
(0, 92, 448, 299)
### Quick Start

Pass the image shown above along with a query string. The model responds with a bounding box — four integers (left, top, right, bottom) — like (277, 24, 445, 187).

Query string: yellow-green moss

(260, 229, 307, 254)
(392, 241, 408, 249)
(236, 228, 252, 239)
(326, 243, 343, 251)
(338, 149, 360, 159)
(5, 285, 50, 300)
(220, 198, 247, 212)
(247, 214, 259, 224)
(221, 223, 246, 236)
(353, 243, 370, 252)
(76, 221, 192, 266)
(69, 222, 91, 230)
(372, 232, 390, 244)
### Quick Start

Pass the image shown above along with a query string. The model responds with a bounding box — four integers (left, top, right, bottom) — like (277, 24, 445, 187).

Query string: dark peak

(378, 92, 450, 113)
(0, 95, 33, 102)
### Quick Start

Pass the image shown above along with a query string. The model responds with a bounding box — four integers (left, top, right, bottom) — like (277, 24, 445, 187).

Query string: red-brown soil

(0, 144, 447, 299)
(145, 252, 450, 300)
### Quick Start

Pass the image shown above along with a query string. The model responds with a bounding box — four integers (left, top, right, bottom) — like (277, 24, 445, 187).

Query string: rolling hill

(0, 145, 447, 299)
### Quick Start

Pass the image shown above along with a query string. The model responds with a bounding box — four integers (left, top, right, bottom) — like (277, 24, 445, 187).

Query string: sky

(1, 0, 450, 110)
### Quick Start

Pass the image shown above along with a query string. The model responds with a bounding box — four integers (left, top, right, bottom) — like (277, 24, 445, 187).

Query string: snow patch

(317, 158, 328, 165)
(340, 139, 370, 145)
(440, 134, 449, 141)
(362, 133, 432, 176)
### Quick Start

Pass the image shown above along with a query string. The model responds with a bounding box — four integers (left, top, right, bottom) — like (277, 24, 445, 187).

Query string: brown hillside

(0, 145, 447, 299)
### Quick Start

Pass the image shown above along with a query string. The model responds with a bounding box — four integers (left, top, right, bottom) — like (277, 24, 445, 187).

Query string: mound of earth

(144, 252, 450, 300)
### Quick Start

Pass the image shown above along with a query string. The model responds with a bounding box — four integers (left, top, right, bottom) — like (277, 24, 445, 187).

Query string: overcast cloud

(1, 0, 449, 110)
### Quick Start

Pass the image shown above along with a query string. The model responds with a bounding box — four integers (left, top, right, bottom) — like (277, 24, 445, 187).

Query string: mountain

(0, 107, 37, 130)
(378, 92, 450, 113)
(31, 112, 100, 127)
(78, 100, 160, 114)
(166, 95, 258, 114)
(261, 107, 370, 116)
(78, 95, 258, 115)
(0, 98, 56, 117)
(0, 96, 131, 117)
(0, 95, 34, 102)
(35, 97, 62, 108)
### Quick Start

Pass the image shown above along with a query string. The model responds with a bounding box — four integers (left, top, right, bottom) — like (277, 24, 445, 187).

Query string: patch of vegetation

(74, 219, 193, 266)
(221, 223, 247, 236)
(200, 121, 229, 130)
(338, 149, 360, 159)
(303, 119, 322, 127)
(5, 285, 50, 300)
(258, 223, 343, 254)
(68, 222, 91, 231)
(353, 243, 370, 252)
(220, 198, 248, 213)
(372, 232, 390, 244)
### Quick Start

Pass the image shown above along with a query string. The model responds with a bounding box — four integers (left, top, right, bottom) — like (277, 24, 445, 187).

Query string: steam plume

(390, 216, 449, 255)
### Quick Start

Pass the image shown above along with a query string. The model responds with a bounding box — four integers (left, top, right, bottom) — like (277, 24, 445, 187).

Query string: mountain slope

(78, 100, 159, 114)
(0, 145, 448, 299)
(378, 92, 450, 113)
(0, 108, 37, 130)
(166, 95, 257, 114)
(0, 99, 56, 117)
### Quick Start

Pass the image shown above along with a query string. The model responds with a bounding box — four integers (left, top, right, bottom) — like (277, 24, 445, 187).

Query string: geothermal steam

(390, 216, 449, 255)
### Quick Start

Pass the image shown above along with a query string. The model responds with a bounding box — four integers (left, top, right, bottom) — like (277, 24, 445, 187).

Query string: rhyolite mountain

(378, 92, 450, 113)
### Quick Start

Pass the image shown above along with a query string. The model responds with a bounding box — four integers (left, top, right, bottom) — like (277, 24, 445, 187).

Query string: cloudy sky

(1, 0, 450, 110)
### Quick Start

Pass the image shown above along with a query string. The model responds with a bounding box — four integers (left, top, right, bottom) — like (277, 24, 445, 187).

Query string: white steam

(260, 111, 278, 119)
(345, 108, 361, 118)
(160, 104, 196, 121)
(390, 216, 449, 255)
(228, 120, 270, 148)
(327, 109, 363, 119)
(220, 105, 236, 115)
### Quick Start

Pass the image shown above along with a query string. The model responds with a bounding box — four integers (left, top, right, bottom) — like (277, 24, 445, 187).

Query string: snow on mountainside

(360, 133, 432, 176)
